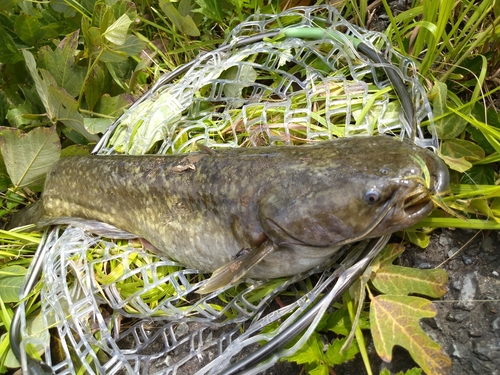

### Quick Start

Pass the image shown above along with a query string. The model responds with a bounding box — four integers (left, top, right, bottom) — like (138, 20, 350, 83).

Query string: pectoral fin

(196, 241, 276, 294)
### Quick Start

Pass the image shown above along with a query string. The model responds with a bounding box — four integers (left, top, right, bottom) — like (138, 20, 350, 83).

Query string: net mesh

(18, 5, 435, 375)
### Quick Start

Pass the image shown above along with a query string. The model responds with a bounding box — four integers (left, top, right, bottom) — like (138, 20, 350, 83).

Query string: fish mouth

(402, 194, 434, 220)
(402, 149, 450, 220)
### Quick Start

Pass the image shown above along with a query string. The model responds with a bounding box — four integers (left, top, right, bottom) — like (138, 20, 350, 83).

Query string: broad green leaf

(37, 30, 86, 98)
(14, 14, 45, 46)
(0, 90, 9, 123)
(108, 35, 146, 58)
(438, 152, 472, 173)
(324, 306, 369, 336)
(160, 0, 200, 36)
(371, 295, 451, 375)
(468, 103, 500, 154)
(0, 0, 15, 11)
(5, 102, 38, 128)
(84, 118, 113, 134)
(0, 265, 26, 302)
(324, 337, 359, 366)
(4, 309, 50, 368)
(0, 26, 23, 64)
(285, 332, 328, 375)
(0, 125, 61, 190)
(461, 164, 495, 185)
(103, 14, 133, 45)
(23, 50, 52, 119)
(220, 65, 257, 99)
(371, 265, 448, 298)
(60, 144, 92, 157)
(47, 84, 99, 141)
(194, 0, 224, 23)
(404, 230, 430, 248)
(84, 64, 108, 110)
(440, 139, 485, 162)
(430, 81, 467, 139)
(0, 155, 11, 192)
(49, 0, 77, 17)
(94, 93, 131, 118)
(370, 244, 448, 298)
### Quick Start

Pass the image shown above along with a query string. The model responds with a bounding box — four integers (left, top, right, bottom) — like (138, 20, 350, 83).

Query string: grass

(0, 0, 500, 374)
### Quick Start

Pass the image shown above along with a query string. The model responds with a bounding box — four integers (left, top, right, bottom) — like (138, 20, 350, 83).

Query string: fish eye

(364, 189, 381, 203)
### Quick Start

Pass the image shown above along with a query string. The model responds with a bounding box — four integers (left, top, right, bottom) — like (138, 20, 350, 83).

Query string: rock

(451, 342, 469, 359)
(481, 236, 495, 253)
(462, 255, 473, 265)
(455, 272, 478, 311)
(473, 337, 500, 361)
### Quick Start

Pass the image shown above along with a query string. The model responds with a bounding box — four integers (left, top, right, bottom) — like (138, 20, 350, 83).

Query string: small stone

(418, 262, 432, 269)
(492, 317, 500, 330)
(462, 255, 473, 265)
(451, 342, 469, 359)
(481, 236, 495, 253)
(447, 247, 459, 258)
(174, 322, 189, 337)
(473, 337, 500, 361)
(456, 272, 478, 310)
(493, 270, 499, 277)
(439, 233, 453, 247)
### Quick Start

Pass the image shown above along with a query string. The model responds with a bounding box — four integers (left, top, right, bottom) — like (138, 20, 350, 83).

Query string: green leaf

(403, 230, 430, 248)
(371, 265, 448, 298)
(438, 153, 472, 173)
(430, 81, 467, 139)
(23, 50, 52, 118)
(324, 337, 359, 366)
(461, 164, 495, 185)
(440, 139, 485, 161)
(108, 34, 146, 58)
(0, 265, 26, 303)
(468, 103, 500, 154)
(84, 64, 109, 110)
(0, 26, 23, 64)
(220, 65, 258, 99)
(37, 30, 86, 98)
(5, 101, 38, 128)
(0, 155, 11, 192)
(103, 14, 133, 45)
(94, 93, 131, 118)
(0, 125, 61, 190)
(49, 0, 77, 17)
(60, 144, 92, 157)
(370, 295, 451, 375)
(194, 0, 224, 23)
(370, 244, 448, 298)
(160, 0, 200, 36)
(0, 90, 9, 124)
(286, 332, 322, 365)
(14, 14, 45, 46)
(324, 306, 369, 336)
(83, 118, 113, 134)
(47, 84, 99, 142)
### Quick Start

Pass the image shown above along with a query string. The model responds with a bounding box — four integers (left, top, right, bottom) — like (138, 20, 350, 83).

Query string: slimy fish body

(11, 136, 449, 293)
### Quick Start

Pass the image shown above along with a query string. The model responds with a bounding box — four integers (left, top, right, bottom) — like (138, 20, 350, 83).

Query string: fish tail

(7, 201, 45, 230)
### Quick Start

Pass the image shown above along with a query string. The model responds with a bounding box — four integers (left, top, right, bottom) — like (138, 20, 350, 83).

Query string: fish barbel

(10, 136, 449, 293)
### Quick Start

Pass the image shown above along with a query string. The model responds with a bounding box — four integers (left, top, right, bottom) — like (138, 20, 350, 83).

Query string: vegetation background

(0, 0, 499, 374)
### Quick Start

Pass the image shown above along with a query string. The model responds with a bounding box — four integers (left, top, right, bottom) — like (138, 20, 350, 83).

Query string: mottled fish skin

(22, 136, 449, 279)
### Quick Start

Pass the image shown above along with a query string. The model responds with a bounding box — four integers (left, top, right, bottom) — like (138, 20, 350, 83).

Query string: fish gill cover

(15, 5, 439, 375)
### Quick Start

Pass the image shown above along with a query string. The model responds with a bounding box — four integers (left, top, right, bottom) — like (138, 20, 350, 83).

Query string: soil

(335, 229, 500, 375)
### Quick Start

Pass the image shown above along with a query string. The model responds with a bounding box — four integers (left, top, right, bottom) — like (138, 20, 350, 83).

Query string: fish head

(260, 137, 450, 248)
